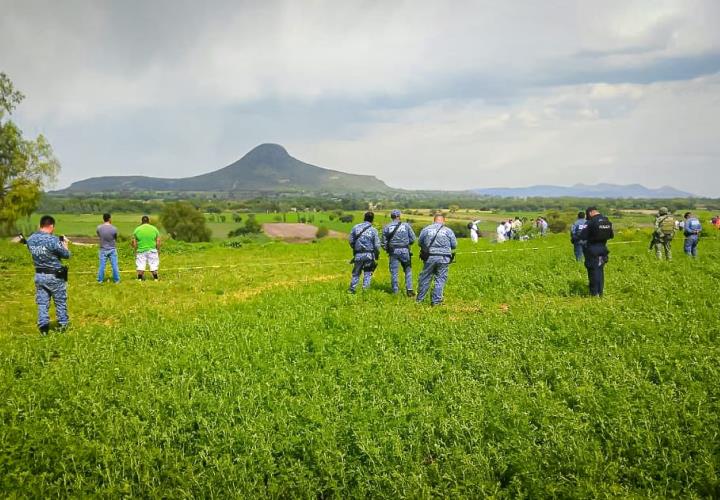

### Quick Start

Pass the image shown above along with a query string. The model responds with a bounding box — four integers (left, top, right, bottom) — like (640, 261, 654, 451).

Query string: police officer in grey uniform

(382, 209, 416, 296)
(25, 215, 71, 334)
(348, 211, 381, 293)
(417, 214, 457, 306)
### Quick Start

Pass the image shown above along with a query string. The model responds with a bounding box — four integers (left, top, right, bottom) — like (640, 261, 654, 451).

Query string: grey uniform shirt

(97, 224, 118, 250)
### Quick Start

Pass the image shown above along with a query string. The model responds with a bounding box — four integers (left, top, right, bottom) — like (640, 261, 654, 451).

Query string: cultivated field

(1, 229, 719, 497)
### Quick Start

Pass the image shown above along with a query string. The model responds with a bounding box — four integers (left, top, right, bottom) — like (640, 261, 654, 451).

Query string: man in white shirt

(470, 220, 481, 243)
(496, 222, 507, 243)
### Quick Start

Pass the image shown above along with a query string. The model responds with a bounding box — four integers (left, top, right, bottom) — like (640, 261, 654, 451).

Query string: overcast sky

(1, 0, 719, 195)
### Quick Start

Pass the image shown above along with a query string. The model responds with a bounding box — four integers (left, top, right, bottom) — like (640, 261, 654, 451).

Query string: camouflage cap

(659, 207, 669, 215)
(390, 209, 401, 218)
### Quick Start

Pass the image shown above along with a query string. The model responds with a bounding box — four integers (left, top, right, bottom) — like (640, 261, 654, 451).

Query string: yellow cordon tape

(0, 240, 642, 278)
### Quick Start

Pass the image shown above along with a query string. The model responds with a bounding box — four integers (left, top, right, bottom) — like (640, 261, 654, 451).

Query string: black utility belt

(35, 266, 69, 281)
(35, 268, 59, 274)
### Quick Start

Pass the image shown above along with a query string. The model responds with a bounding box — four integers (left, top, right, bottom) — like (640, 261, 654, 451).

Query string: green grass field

(1, 230, 719, 497)
(20, 208, 685, 243)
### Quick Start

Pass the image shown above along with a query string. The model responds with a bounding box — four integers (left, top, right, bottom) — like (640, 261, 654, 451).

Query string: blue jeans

(573, 243, 584, 262)
(684, 235, 698, 257)
(98, 248, 120, 282)
(416, 257, 450, 305)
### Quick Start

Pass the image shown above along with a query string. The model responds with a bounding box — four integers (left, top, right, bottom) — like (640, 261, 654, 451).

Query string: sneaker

(406, 289, 415, 297)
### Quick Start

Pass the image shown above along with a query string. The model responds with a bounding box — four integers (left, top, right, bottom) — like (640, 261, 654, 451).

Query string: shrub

(228, 214, 262, 237)
(160, 202, 212, 242)
(339, 214, 354, 223)
(445, 222, 470, 238)
(316, 226, 329, 239)
(545, 210, 575, 234)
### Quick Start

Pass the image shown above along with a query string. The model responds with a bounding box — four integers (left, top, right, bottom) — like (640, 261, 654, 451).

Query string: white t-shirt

(496, 224, 506, 241)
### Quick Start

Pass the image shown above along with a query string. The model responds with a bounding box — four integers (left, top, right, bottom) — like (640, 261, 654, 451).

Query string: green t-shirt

(133, 224, 160, 252)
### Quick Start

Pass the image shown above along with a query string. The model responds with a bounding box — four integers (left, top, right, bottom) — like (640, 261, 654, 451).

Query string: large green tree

(160, 201, 212, 242)
(0, 72, 60, 234)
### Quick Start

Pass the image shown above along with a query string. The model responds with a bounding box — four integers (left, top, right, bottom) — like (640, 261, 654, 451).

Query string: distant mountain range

(473, 183, 694, 199)
(58, 145, 696, 199)
(59, 144, 389, 194)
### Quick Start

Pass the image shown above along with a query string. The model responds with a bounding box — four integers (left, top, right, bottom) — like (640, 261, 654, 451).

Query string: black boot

(39, 324, 50, 336)
(406, 289, 415, 297)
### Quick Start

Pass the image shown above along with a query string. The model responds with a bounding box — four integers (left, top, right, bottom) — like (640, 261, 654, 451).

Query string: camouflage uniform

(348, 222, 381, 292)
(416, 223, 457, 305)
(381, 219, 416, 294)
(654, 209, 674, 260)
(26, 232, 71, 331)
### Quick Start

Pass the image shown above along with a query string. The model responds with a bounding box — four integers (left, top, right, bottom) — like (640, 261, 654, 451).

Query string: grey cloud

(1, 0, 719, 195)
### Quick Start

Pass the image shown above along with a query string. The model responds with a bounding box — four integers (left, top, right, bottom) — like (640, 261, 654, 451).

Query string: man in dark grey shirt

(97, 213, 120, 283)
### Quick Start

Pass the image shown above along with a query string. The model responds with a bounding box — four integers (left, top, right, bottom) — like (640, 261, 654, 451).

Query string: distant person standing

(653, 207, 676, 260)
(132, 215, 161, 280)
(570, 211, 588, 262)
(538, 217, 549, 236)
(511, 217, 522, 240)
(469, 219, 481, 243)
(683, 212, 702, 258)
(25, 215, 71, 334)
(579, 207, 614, 297)
(348, 211, 381, 293)
(496, 222, 507, 243)
(712, 215, 720, 230)
(381, 209, 416, 296)
(416, 214, 457, 306)
(97, 213, 120, 283)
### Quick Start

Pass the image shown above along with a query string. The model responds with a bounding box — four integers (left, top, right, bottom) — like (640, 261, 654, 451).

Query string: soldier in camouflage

(653, 207, 675, 260)
(348, 211, 381, 293)
(25, 215, 71, 334)
(381, 209, 416, 296)
(416, 214, 457, 306)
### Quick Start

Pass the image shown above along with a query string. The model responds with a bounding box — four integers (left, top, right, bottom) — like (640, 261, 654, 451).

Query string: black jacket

(579, 214, 614, 255)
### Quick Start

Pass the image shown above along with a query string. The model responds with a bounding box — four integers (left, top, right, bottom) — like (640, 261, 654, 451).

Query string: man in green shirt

(132, 215, 161, 280)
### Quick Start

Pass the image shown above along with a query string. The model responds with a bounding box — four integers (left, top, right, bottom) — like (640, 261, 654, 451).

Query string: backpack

(659, 215, 675, 236)
(589, 216, 614, 242)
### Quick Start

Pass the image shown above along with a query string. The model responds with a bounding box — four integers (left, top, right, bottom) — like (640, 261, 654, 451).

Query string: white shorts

(136, 250, 160, 272)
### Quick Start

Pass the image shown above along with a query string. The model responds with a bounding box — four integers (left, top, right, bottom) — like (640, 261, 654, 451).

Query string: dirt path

(262, 223, 345, 242)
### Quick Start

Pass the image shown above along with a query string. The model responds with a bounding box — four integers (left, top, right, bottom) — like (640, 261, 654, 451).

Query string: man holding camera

(26, 215, 71, 334)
